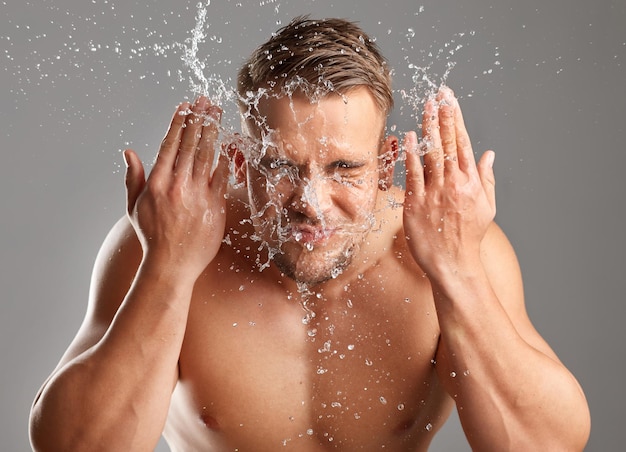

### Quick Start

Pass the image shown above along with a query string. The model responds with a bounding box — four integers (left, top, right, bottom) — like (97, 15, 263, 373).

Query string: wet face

(242, 87, 391, 285)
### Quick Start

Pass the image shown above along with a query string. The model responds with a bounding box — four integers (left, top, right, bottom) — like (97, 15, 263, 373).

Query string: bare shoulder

(56, 216, 143, 369)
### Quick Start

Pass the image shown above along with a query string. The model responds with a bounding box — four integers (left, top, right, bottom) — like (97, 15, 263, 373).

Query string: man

(29, 17, 590, 451)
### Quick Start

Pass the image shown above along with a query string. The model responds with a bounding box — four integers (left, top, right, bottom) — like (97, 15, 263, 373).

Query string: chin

(273, 239, 357, 286)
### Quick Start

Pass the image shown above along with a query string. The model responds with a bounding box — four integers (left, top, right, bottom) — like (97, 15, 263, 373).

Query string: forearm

(30, 257, 195, 451)
(432, 270, 590, 451)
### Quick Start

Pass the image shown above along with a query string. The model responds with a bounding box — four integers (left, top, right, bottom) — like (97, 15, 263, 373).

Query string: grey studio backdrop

(2, 0, 624, 450)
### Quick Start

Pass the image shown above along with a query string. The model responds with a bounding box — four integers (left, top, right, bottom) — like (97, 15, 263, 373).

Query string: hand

(123, 96, 229, 278)
(403, 87, 496, 278)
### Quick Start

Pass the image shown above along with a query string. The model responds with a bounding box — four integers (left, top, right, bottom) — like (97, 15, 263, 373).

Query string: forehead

(246, 87, 385, 158)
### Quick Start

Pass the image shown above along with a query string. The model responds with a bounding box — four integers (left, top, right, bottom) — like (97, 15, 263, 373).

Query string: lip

(291, 224, 335, 245)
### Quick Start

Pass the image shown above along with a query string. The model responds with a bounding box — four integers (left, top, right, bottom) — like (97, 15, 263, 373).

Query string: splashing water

(7, 1, 495, 315)
(177, 1, 234, 106)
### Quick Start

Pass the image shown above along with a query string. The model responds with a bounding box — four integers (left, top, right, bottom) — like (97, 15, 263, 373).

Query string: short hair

(237, 16, 393, 115)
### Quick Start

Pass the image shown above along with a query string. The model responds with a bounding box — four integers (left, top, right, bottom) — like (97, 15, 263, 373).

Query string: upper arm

(47, 216, 143, 379)
(480, 221, 561, 362)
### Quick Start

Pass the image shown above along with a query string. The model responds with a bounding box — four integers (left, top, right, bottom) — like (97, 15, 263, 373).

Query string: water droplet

(379, 396, 387, 405)
(397, 403, 405, 411)
(347, 344, 355, 351)
(318, 340, 331, 353)
(425, 422, 433, 431)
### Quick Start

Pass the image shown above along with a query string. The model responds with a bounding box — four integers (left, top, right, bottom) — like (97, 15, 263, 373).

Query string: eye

(261, 157, 293, 170)
(331, 160, 365, 170)
(269, 159, 290, 169)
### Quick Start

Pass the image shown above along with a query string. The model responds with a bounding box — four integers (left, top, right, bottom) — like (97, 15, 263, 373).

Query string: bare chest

(166, 269, 450, 451)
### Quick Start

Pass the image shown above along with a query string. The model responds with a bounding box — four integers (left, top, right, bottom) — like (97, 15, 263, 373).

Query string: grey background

(2, 0, 624, 450)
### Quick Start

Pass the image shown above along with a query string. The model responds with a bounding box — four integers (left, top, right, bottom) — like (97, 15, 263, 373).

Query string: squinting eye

(264, 158, 292, 169)
(332, 160, 364, 170)
(270, 159, 287, 169)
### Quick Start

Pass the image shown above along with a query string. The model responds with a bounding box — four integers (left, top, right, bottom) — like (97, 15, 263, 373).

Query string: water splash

(176, 1, 233, 106)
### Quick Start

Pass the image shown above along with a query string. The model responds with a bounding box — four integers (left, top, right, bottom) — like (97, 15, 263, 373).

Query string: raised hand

(123, 96, 229, 279)
(403, 87, 496, 278)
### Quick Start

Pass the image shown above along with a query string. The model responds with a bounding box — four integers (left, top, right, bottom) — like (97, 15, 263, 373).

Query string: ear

(377, 135, 399, 191)
(226, 136, 247, 186)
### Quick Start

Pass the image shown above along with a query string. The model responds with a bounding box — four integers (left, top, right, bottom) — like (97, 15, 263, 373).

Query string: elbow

(529, 396, 591, 452)
(29, 398, 59, 452)
(28, 369, 93, 452)
(567, 401, 591, 452)
(561, 377, 592, 451)
(29, 395, 70, 452)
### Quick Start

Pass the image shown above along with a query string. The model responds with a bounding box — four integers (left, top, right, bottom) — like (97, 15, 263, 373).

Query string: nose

(289, 174, 332, 219)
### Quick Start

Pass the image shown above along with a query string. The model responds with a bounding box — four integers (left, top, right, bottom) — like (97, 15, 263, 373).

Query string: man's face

(242, 87, 388, 285)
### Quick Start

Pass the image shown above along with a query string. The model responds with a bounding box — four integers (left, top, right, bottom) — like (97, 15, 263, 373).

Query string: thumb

(123, 149, 145, 215)
(210, 151, 230, 195)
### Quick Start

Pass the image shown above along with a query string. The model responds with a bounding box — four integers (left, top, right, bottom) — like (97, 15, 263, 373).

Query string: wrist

(138, 250, 204, 288)
(425, 254, 490, 303)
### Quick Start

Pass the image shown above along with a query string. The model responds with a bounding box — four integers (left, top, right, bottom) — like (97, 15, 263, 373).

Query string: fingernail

(122, 150, 130, 168)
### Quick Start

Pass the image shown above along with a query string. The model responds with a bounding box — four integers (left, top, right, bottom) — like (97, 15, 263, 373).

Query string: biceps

(482, 222, 560, 362)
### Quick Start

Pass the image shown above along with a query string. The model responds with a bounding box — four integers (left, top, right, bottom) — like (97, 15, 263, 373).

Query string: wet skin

(162, 190, 454, 451)
(163, 89, 453, 450)
(30, 85, 589, 452)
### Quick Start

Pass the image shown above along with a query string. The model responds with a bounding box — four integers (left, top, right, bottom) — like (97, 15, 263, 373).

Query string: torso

(163, 188, 454, 451)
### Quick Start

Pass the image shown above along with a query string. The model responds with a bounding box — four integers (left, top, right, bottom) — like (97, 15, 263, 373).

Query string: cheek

(248, 174, 292, 217)
(332, 178, 378, 219)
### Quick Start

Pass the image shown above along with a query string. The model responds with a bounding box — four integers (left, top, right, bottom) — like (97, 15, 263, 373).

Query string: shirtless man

(29, 17, 590, 451)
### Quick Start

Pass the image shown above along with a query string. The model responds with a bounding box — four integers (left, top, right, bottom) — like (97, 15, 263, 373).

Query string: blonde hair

(237, 16, 393, 115)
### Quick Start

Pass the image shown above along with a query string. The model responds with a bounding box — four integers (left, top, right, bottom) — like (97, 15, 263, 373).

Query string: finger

(421, 95, 444, 185)
(404, 131, 424, 199)
(152, 102, 191, 177)
(477, 150, 496, 210)
(437, 87, 459, 175)
(210, 152, 230, 196)
(123, 149, 145, 216)
(193, 104, 222, 182)
(175, 96, 210, 176)
(451, 95, 477, 173)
